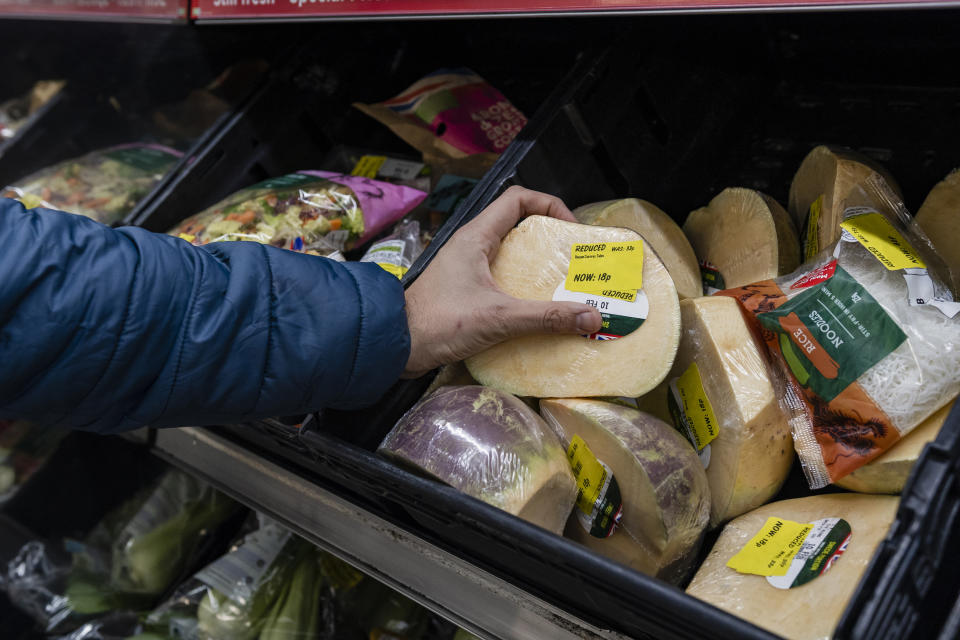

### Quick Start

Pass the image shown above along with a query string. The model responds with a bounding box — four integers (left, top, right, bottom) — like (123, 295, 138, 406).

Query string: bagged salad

(2, 144, 181, 225)
(1, 469, 239, 633)
(169, 171, 426, 257)
(718, 175, 960, 489)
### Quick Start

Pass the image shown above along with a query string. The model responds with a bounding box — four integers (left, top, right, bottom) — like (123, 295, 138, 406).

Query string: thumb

(500, 298, 602, 338)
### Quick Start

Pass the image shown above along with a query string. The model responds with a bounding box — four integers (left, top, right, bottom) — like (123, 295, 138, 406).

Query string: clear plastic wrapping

(378, 385, 577, 535)
(359, 219, 424, 279)
(463, 215, 681, 399)
(637, 296, 794, 527)
(685, 494, 899, 640)
(539, 398, 710, 584)
(1, 469, 239, 633)
(718, 176, 960, 489)
(2, 144, 181, 225)
(169, 171, 426, 257)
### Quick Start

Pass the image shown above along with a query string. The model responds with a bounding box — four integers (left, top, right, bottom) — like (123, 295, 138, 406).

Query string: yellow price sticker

(565, 241, 644, 295)
(350, 155, 387, 178)
(804, 195, 823, 260)
(841, 212, 926, 271)
(567, 435, 607, 515)
(675, 362, 720, 451)
(178, 233, 196, 243)
(727, 517, 814, 577)
(377, 262, 407, 279)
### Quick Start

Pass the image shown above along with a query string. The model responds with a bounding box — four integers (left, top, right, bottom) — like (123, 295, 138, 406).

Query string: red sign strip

(189, 0, 954, 20)
(0, 0, 187, 20)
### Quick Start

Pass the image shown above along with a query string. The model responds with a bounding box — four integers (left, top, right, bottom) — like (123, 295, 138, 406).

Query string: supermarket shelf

(190, 0, 960, 21)
(154, 426, 629, 640)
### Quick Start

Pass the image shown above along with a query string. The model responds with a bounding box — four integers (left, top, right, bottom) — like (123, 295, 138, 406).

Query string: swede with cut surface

(379, 385, 576, 534)
(465, 216, 681, 398)
(574, 198, 702, 299)
(540, 398, 710, 584)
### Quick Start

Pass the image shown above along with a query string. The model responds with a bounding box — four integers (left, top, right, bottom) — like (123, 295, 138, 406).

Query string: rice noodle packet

(354, 68, 527, 163)
(169, 171, 426, 256)
(717, 175, 960, 489)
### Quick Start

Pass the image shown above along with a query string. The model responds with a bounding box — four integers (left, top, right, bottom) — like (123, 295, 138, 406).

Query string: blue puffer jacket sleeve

(0, 198, 411, 434)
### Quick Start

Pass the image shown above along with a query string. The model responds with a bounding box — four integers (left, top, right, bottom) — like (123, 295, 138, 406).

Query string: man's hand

(403, 186, 603, 378)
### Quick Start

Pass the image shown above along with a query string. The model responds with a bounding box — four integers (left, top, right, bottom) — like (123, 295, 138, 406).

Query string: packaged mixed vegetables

(1, 469, 239, 633)
(169, 171, 426, 257)
(2, 144, 182, 225)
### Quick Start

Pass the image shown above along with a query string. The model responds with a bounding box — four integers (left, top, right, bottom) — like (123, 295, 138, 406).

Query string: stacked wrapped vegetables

(378, 144, 960, 640)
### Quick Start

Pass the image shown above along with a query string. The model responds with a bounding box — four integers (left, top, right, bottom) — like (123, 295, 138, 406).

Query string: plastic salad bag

(0, 419, 68, 503)
(718, 175, 960, 489)
(169, 171, 426, 257)
(354, 69, 527, 163)
(1, 469, 239, 633)
(0, 79, 65, 140)
(2, 144, 181, 225)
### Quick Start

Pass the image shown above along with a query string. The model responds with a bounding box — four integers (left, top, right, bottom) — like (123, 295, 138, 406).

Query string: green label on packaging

(250, 173, 319, 190)
(699, 261, 726, 293)
(766, 518, 852, 589)
(757, 266, 906, 402)
(104, 146, 180, 173)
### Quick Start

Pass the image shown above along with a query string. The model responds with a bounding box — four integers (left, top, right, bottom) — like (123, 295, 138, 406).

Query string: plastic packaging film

(573, 198, 703, 300)
(718, 175, 960, 489)
(637, 296, 794, 528)
(378, 385, 577, 535)
(464, 215, 681, 399)
(2, 144, 181, 225)
(359, 219, 425, 279)
(539, 398, 710, 585)
(0, 469, 239, 633)
(686, 494, 899, 640)
(169, 171, 426, 257)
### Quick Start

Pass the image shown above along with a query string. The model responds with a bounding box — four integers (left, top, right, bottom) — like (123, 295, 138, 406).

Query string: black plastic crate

(291, 11, 960, 640)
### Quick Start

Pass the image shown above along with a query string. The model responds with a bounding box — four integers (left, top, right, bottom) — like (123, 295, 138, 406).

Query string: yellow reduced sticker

(567, 435, 607, 516)
(566, 241, 644, 295)
(841, 212, 926, 271)
(377, 262, 406, 279)
(727, 517, 814, 577)
(350, 155, 387, 178)
(178, 233, 196, 243)
(675, 363, 719, 450)
(804, 195, 823, 261)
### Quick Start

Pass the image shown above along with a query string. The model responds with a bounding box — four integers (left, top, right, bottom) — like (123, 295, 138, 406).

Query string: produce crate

(293, 10, 960, 640)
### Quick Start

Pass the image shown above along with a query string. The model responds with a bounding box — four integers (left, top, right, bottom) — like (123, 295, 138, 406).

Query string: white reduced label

(553, 283, 648, 341)
(766, 517, 851, 589)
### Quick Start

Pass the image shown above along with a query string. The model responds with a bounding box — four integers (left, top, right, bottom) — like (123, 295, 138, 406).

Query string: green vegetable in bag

(258, 549, 323, 640)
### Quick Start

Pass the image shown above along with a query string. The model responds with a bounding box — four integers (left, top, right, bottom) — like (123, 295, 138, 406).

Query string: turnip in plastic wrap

(539, 399, 710, 584)
(378, 385, 577, 534)
(464, 216, 681, 398)
(637, 296, 794, 527)
(719, 175, 960, 489)
(686, 494, 899, 640)
(169, 171, 426, 257)
(2, 144, 181, 225)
